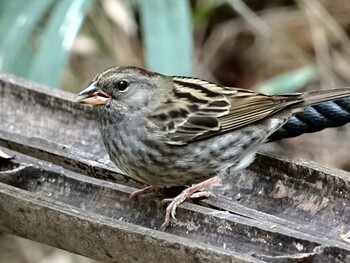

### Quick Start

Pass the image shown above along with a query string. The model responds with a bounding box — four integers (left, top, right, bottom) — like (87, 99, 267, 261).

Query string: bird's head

(76, 66, 168, 114)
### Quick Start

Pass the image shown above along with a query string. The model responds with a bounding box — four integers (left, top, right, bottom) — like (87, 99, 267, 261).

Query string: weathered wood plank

(0, 151, 347, 262)
(1, 157, 261, 263)
(1, 73, 350, 262)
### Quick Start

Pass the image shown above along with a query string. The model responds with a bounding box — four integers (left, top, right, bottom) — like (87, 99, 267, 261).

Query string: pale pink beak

(76, 82, 111, 106)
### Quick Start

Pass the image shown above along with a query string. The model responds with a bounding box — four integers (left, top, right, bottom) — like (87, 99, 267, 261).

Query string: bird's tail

(295, 88, 350, 109)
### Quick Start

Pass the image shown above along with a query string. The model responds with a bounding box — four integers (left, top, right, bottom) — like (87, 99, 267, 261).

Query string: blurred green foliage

(0, 0, 92, 88)
(0, 0, 193, 88)
(140, 0, 192, 76)
(255, 66, 318, 94)
(0, 0, 320, 93)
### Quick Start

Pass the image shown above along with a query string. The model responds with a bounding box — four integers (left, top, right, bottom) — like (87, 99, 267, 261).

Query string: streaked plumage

(77, 66, 350, 227)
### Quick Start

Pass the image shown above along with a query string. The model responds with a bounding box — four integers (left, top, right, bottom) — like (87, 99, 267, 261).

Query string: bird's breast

(97, 110, 287, 187)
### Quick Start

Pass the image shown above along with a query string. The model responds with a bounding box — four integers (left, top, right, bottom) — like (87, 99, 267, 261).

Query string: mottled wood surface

(1, 73, 350, 262)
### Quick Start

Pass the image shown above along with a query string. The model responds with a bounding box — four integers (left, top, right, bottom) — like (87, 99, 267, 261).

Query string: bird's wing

(148, 77, 302, 145)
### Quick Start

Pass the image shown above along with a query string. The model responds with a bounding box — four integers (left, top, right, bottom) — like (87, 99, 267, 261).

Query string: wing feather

(148, 77, 302, 145)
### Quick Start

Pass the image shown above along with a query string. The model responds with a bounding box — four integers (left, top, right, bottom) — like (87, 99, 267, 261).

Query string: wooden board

(1, 73, 350, 262)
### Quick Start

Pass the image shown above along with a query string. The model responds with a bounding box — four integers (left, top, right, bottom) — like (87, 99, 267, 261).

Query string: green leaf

(192, 1, 222, 25)
(255, 66, 318, 94)
(140, 0, 192, 76)
(28, 0, 93, 88)
(0, 0, 55, 73)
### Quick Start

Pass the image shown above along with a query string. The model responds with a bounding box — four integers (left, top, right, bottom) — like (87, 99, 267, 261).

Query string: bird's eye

(116, 80, 129, 92)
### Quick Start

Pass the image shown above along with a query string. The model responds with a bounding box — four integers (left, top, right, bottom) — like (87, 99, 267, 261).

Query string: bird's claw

(160, 188, 199, 229)
(159, 177, 220, 229)
(129, 185, 159, 199)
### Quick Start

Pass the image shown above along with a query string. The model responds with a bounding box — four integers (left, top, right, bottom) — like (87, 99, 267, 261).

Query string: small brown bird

(77, 66, 350, 227)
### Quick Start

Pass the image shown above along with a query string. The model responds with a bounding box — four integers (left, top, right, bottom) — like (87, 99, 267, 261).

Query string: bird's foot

(129, 185, 161, 199)
(160, 176, 220, 229)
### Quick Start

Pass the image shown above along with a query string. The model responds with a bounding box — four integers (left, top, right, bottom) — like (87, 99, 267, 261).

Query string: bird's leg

(160, 176, 220, 229)
(129, 185, 161, 199)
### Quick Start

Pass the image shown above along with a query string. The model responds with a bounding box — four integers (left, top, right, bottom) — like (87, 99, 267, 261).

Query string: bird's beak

(76, 82, 111, 106)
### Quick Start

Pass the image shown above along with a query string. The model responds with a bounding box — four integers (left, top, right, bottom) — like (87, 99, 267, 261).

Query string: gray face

(77, 66, 167, 116)
(92, 66, 163, 114)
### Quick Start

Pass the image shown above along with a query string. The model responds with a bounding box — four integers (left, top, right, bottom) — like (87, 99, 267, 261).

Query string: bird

(76, 66, 350, 228)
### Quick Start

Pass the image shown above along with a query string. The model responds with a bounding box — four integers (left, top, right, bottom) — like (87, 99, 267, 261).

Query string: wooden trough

(0, 73, 350, 262)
